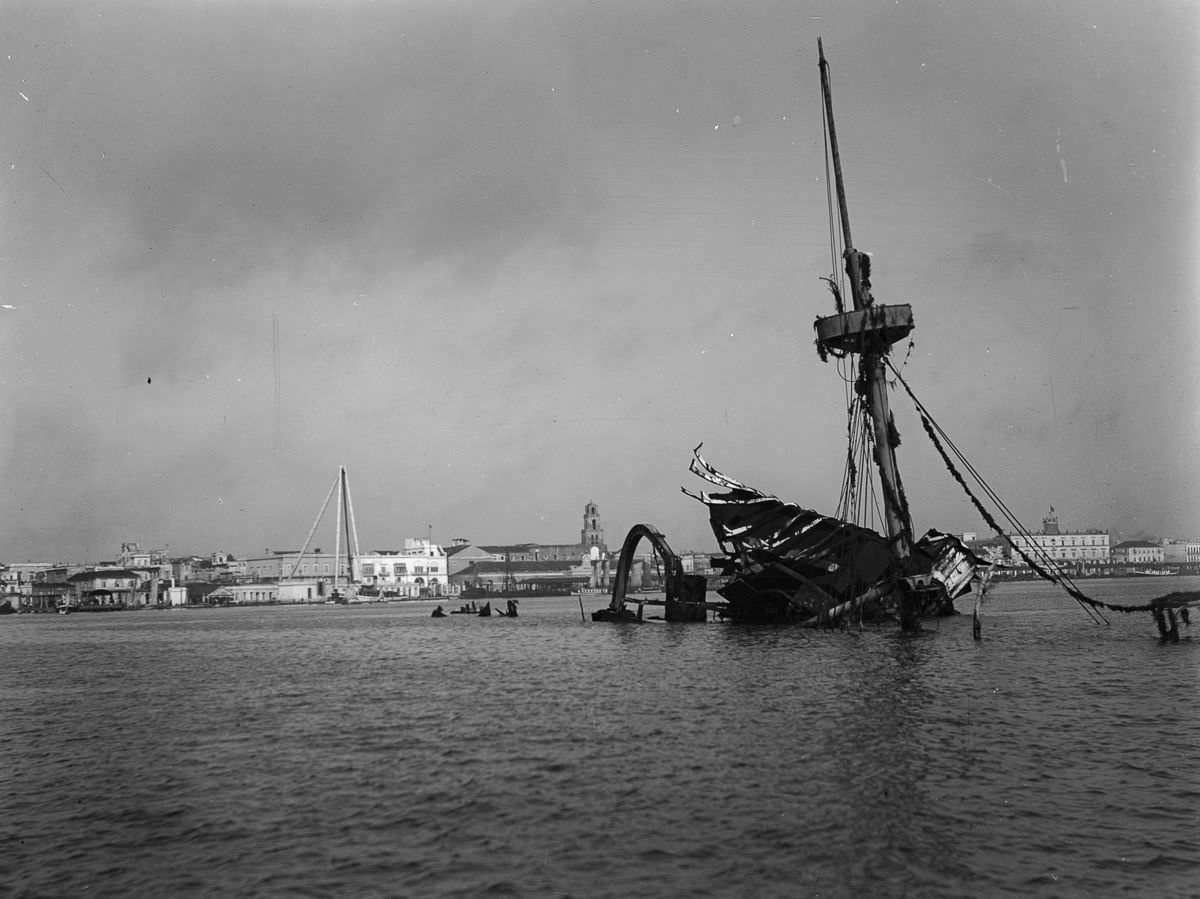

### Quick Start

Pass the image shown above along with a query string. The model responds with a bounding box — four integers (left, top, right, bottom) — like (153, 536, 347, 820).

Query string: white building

(355, 539, 453, 597)
(1006, 509, 1110, 563)
(211, 582, 326, 604)
(1111, 541, 1165, 565)
(242, 539, 454, 598)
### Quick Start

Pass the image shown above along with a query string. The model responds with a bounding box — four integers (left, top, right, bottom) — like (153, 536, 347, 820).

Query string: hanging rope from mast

(885, 359, 1107, 621)
(885, 358, 1200, 625)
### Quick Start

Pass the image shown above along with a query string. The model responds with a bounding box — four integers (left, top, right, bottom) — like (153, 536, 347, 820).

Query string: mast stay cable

(290, 471, 341, 580)
(886, 358, 1200, 619)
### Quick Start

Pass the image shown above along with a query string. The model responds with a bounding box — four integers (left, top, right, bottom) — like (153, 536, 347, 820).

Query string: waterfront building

(443, 503, 613, 587)
(446, 541, 502, 577)
(220, 583, 278, 605)
(242, 540, 453, 598)
(1160, 540, 1200, 564)
(185, 583, 234, 606)
(470, 502, 611, 566)
(22, 564, 161, 611)
(1111, 540, 1165, 565)
(243, 550, 351, 581)
(482, 544, 533, 562)
(354, 538, 453, 597)
(30, 567, 75, 611)
(1006, 508, 1110, 563)
(449, 559, 591, 594)
(0, 562, 55, 610)
(66, 568, 159, 609)
(193, 581, 330, 605)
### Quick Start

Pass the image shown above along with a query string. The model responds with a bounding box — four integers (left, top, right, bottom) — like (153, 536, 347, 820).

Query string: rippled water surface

(5, 577, 1200, 897)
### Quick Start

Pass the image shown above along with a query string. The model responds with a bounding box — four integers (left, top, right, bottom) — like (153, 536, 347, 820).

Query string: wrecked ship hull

(686, 449, 985, 625)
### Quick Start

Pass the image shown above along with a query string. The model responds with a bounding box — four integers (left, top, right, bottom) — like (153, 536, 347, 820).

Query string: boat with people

(435, 599, 517, 619)
(592, 40, 1200, 641)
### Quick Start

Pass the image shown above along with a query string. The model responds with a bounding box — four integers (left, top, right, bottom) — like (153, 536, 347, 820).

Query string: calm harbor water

(4, 577, 1199, 898)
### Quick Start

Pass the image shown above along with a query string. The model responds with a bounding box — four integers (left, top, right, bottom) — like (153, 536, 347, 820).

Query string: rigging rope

(884, 359, 1105, 621)
(885, 358, 1200, 619)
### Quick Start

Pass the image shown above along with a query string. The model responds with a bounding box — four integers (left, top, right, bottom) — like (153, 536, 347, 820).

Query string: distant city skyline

(3, 1, 1197, 562)
(4, 502, 1193, 568)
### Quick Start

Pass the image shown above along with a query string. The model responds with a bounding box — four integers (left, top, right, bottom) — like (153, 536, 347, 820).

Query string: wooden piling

(972, 587, 982, 641)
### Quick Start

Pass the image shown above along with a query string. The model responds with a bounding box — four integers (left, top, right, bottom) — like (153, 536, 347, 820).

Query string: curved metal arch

(606, 524, 684, 614)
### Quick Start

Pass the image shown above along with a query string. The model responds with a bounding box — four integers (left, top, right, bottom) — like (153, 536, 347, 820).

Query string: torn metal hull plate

(684, 448, 986, 625)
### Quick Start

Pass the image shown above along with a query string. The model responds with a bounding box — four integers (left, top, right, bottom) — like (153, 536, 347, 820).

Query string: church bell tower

(580, 501, 605, 552)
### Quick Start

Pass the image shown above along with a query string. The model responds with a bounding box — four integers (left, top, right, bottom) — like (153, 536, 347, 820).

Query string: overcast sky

(2, 0, 1197, 563)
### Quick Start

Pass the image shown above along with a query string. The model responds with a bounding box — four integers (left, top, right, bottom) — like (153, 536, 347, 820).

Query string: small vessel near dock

(1130, 567, 1178, 577)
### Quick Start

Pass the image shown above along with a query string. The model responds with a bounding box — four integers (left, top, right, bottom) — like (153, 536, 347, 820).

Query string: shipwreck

(592, 41, 1197, 641)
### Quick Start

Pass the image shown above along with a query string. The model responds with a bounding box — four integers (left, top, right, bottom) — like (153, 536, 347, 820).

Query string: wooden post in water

(578, 595, 586, 622)
(972, 583, 983, 640)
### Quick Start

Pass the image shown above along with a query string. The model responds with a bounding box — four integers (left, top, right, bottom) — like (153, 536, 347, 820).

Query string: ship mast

(333, 465, 359, 592)
(816, 39, 915, 567)
(341, 465, 359, 585)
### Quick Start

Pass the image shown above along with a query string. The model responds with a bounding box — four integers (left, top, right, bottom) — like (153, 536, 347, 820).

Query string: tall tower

(1042, 507, 1060, 536)
(580, 501, 605, 552)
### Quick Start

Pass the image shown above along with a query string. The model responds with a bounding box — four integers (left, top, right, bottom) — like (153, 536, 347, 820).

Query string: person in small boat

(432, 605, 446, 618)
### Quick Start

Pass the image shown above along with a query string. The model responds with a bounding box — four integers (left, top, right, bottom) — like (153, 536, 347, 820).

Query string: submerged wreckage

(593, 41, 1197, 640)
